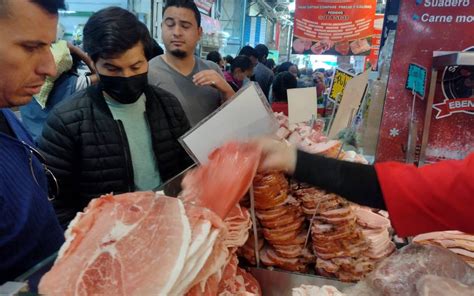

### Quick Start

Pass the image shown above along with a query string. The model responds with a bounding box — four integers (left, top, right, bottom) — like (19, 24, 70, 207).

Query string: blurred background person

(224, 55, 254, 92)
(206, 50, 225, 70)
(19, 40, 98, 141)
(270, 71, 297, 115)
(265, 58, 276, 72)
(224, 54, 234, 72)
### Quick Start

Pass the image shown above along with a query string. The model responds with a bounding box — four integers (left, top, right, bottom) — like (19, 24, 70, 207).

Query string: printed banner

(367, 14, 384, 70)
(329, 68, 355, 102)
(376, 1, 474, 163)
(292, 0, 377, 55)
(195, 0, 214, 15)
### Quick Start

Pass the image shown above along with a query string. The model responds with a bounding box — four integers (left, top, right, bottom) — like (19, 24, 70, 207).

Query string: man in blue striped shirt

(0, 0, 65, 285)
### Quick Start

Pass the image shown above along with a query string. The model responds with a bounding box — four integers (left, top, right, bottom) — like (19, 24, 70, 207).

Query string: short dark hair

(163, 0, 201, 27)
(272, 71, 297, 102)
(277, 62, 295, 73)
(255, 44, 269, 62)
(265, 58, 276, 70)
(224, 55, 234, 64)
(83, 7, 154, 62)
(230, 55, 253, 73)
(0, 0, 66, 17)
(206, 51, 222, 65)
(238, 46, 258, 59)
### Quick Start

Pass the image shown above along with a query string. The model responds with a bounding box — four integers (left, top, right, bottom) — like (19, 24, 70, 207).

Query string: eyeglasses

(22, 141, 59, 201)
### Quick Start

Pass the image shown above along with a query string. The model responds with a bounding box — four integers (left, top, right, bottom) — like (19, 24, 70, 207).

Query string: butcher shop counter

(249, 267, 354, 295)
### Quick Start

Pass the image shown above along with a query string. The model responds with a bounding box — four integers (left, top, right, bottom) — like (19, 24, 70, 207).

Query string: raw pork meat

(364, 244, 474, 295)
(416, 275, 474, 296)
(39, 193, 192, 295)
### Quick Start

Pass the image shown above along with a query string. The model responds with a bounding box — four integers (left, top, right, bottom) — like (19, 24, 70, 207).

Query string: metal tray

(249, 267, 354, 296)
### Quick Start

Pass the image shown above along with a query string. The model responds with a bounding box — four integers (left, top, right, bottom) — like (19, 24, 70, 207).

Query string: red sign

(367, 14, 384, 70)
(292, 0, 376, 55)
(195, 0, 214, 15)
(376, 1, 474, 163)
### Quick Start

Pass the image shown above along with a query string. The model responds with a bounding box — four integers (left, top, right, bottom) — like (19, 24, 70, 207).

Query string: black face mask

(99, 72, 148, 104)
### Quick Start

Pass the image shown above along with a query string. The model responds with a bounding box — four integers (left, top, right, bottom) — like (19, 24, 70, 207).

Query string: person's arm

(375, 154, 474, 236)
(67, 42, 95, 73)
(256, 138, 385, 209)
(294, 150, 385, 209)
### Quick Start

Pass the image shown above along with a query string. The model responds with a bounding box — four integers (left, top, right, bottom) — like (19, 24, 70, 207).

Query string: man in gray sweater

(148, 0, 235, 126)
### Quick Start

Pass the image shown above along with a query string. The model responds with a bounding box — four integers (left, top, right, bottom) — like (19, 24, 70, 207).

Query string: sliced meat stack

(292, 184, 394, 282)
(413, 231, 474, 267)
(353, 206, 396, 261)
(253, 172, 312, 273)
(238, 229, 264, 265)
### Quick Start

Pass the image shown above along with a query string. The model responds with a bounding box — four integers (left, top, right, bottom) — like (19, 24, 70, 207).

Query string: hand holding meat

(254, 137, 297, 174)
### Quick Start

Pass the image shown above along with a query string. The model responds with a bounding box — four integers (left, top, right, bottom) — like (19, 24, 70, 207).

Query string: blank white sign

(179, 83, 279, 164)
(288, 87, 317, 125)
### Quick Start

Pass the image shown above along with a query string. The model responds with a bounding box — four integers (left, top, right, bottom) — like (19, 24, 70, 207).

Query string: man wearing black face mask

(38, 7, 194, 227)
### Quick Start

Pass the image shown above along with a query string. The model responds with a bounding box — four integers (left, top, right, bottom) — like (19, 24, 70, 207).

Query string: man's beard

(170, 49, 187, 59)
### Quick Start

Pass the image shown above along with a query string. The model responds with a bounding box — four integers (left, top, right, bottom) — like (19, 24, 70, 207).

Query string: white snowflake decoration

(389, 128, 400, 137)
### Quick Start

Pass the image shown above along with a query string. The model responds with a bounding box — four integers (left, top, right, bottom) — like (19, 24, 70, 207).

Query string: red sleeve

(374, 153, 474, 237)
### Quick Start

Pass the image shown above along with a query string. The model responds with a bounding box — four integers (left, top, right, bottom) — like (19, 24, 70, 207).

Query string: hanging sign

(292, 0, 377, 56)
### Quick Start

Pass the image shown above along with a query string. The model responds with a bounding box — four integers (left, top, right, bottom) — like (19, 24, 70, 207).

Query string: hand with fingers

(252, 137, 298, 174)
(192, 69, 235, 100)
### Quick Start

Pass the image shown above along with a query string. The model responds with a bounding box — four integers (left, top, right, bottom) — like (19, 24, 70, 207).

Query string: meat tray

(249, 267, 354, 295)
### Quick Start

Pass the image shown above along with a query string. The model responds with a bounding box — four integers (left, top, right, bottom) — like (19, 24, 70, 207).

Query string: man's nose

(36, 48, 57, 78)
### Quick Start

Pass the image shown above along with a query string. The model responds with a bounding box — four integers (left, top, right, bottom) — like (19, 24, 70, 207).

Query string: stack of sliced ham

(39, 193, 226, 295)
(353, 206, 395, 261)
(413, 231, 474, 267)
(253, 172, 313, 273)
(40, 142, 262, 296)
(290, 184, 395, 282)
(238, 229, 264, 265)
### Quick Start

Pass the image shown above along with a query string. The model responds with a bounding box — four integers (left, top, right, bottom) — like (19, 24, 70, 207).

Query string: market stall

(3, 83, 472, 296)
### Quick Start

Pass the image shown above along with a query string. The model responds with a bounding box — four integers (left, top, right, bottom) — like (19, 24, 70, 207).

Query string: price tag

(405, 63, 427, 99)
(328, 68, 355, 102)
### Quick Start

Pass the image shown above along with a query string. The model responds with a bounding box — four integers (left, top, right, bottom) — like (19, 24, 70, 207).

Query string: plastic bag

(181, 142, 260, 219)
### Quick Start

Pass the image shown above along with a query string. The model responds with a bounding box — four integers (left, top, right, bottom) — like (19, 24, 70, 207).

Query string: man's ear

(198, 26, 203, 39)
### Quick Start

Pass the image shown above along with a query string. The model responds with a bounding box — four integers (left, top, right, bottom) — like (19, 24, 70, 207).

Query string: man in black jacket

(39, 7, 193, 227)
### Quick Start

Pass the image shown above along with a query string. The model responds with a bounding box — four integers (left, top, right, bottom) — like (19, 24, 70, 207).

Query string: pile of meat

(39, 142, 262, 296)
(39, 193, 260, 295)
(274, 112, 367, 164)
(347, 244, 474, 296)
(291, 184, 394, 282)
(413, 231, 474, 267)
(253, 172, 314, 273)
(293, 244, 474, 296)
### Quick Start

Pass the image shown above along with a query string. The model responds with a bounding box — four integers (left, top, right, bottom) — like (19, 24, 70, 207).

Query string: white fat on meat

(292, 285, 345, 296)
(171, 229, 220, 295)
